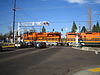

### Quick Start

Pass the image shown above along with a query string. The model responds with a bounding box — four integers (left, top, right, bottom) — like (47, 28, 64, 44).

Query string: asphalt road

(0, 46, 100, 75)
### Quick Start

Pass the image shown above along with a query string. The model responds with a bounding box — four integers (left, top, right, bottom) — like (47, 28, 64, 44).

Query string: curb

(72, 47, 100, 54)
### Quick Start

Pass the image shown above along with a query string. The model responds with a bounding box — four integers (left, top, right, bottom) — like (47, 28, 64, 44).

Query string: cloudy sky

(0, 0, 100, 34)
(67, 0, 99, 3)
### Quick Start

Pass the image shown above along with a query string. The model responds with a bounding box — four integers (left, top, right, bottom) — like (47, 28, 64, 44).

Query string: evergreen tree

(92, 25, 97, 32)
(71, 21, 77, 33)
(61, 28, 63, 31)
(42, 26, 46, 32)
(96, 21, 100, 32)
(80, 26, 87, 32)
(52, 29, 54, 32)
(0, 33, 4, 40)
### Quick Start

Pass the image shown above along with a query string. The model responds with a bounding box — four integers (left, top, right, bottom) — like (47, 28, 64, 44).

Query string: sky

(0, 0, 100, 36)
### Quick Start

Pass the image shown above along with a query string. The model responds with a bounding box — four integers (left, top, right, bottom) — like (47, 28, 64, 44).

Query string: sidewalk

(67, 66, 100, 75)
(72, 47, 100, 54)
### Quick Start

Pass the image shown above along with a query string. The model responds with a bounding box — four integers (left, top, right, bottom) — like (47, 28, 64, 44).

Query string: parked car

(15, 42, 27, 48)
(34, 42, 46, 48)
(26, 41, 35, 47)
(0, 43, 2, 51)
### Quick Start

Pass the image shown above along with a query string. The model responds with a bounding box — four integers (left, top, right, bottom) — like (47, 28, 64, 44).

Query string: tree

(71, 21, 77, 33)
(92, 25, 97, 32)
(42, 26, 46, 32)
(0, 33, 4, 40)
(61, 28, 63, 31)
(0, 33, 8, 40)
(8, 26, 13, 39)
(96, 21, 100, 32)
(52, 29, 54, 32)
(80, 26, 87, 32)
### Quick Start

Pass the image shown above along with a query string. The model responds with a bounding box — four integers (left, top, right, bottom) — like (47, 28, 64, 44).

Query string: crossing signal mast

(17, 21, 49, 42)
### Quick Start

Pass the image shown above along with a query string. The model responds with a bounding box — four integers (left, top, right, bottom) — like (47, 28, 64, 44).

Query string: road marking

(0, 47, 54, 63)
(88, 68, 100, 72)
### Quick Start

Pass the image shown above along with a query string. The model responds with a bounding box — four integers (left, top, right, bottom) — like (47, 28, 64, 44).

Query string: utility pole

(12, 0, 16, 43)
(88, 8, 92, 31)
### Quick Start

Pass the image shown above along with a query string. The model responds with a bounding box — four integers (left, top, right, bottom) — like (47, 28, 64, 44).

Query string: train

(80, 32, 100, 46)
(22, 32, 61, 46)
(21, 32, 100, 46)
(66, 32, 100, 46)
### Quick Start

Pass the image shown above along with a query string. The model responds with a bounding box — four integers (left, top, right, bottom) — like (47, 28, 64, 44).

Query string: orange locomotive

(36, 32, 61, 45)
(80, 32, 100, 46)
(66, 32, 100, 46)
(66, 32, 79, 43)
(22, 32, 61, 45)
(46, 32, 61, 43)
(22, 32, 37, 42)
(36, 32, 48, 42)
